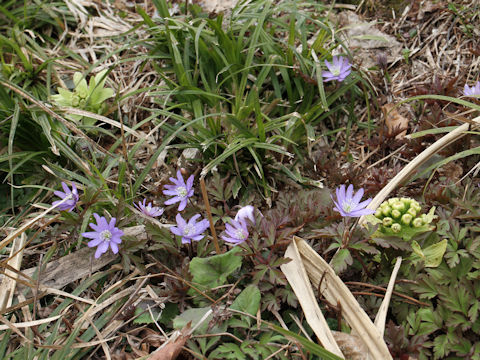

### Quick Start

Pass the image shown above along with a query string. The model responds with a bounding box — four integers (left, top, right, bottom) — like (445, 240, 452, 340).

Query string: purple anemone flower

(332, 184, 375, 217)
(322, 56, 351, 82)
(170, 213, 210, 244)
(234, 205, 255, 225)
(82, 213, 124, 258)
(134, 199, 164, 217)
(222, 219, 249, 245)
(52, 182, 79, 212)
(463, 81, 480, 97)
(163, 170, 194, 211)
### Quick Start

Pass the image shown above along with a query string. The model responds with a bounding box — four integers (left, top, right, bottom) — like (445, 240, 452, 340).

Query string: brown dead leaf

(382, 104, 409, 140)
(332, 331, 368, 360)
(148, 323, 191, 360)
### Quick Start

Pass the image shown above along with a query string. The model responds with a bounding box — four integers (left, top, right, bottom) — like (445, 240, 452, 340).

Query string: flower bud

(383, 217, 393, 226)
(413, 218, 423, 228)
(391, 223, 401, 233)
(72, 95, 80, 107)
(392, 201, 405, 212)
(382, 205, 392, 217)
(77, 87, 88, 99)
(375, 209, 383, 218)
(388, 198, 399, 206)
(401, 214, 412, 226)
(401, 197, 411, 205)
(407, 207, 417, 217)
(410, 202, 421, 213)
(391, 209, 401, 219)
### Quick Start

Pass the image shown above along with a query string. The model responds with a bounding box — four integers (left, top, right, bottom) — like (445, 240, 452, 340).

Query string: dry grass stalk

(374, 256, 402, 336)
(280, 238, 344, 358)
(289, 236, 393, 360)
(0, 234, 26, 312)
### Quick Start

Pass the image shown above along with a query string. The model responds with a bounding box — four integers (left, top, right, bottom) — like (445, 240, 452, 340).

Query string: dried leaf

(148, 324, 191, 360)
(332, 331, 368, 360)
(382, 104, 408, 140)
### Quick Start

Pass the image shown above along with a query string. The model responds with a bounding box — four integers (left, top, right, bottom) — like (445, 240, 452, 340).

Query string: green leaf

(270, 324, 344, 360)
(433, 334, 449, 359)
(189, 247, 242, 289)
(133, 305, 161, 325)
(173, 306, 212, 334)
(210, 343, 246, 360)
(230, 285, 261, 316)
(330, 248, 352, 273)
(411, 239, 447, 268)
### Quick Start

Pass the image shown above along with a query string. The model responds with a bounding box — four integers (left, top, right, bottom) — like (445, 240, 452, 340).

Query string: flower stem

(200, 176, 222, 254)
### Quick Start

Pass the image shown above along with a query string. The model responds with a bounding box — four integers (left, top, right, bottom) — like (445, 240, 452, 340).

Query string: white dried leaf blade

(281, 240, 344, 358)
(294, 236, 392, 360)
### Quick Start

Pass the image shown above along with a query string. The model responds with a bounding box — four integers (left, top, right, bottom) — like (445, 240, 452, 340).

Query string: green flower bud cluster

(51, 69, 114, 127)
(373, 197, 435, 240)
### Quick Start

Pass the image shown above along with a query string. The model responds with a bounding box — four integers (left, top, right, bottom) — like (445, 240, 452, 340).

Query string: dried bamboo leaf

(281, 240, 344, 358)
(0, 234, 26, 311)
(374, 256, 402, 336)
(294, 236, 392, 360)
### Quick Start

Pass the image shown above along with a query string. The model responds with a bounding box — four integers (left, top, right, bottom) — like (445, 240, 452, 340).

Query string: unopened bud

(413, 218, 423, 228)
(382, 205, 392, 217)
(72, 95, 80, 107)
(391, 209, 401, 219)
(391, 223, 401, 233)
(392, 202, 405, 212)
(383, 217, 393, 226)
(407, 207, 417, 217)
(401, 214, 413, 226)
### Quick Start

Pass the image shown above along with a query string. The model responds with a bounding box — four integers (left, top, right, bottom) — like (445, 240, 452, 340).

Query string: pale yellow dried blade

(294, 236, 392, 360)
(0, 233, 26, 311)
(374, 256, 402, 336)
(281, 241, 345, 358)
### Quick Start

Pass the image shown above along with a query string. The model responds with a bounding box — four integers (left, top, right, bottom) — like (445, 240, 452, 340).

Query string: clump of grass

(134, 0, 371, 198)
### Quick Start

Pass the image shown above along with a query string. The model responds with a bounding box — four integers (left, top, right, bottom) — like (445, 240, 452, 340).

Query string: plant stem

(200, 176, 222, 253)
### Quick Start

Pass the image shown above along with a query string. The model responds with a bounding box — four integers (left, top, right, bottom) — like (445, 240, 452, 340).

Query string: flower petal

(170, 226, 183, 236)
(177, 198, 188, 211)
(61, 182, 70, 194)
(88, 238, 103, 247)
(352, 187, 364, 206)
(346, 184, 354, 201)
(110, 242, 119, 254)
(82, 231, 100, 239)
(176, 213, 187, 228)
(165, 196, 181, 205)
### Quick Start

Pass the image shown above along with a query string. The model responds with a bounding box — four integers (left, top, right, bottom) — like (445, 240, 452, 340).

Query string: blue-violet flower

(170, 213, 210, 244)
(163, 170, 194, 211)
(82, 213, 124, 258)
(322, 56, 351, 82)
(52, 182, 79, 212)
(332, 184, 375, 217)
(234, 205, 255, 225)
(222, 219, 249, 245)
(463, 81, 480, 97)
(134, 199, 164, 217)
